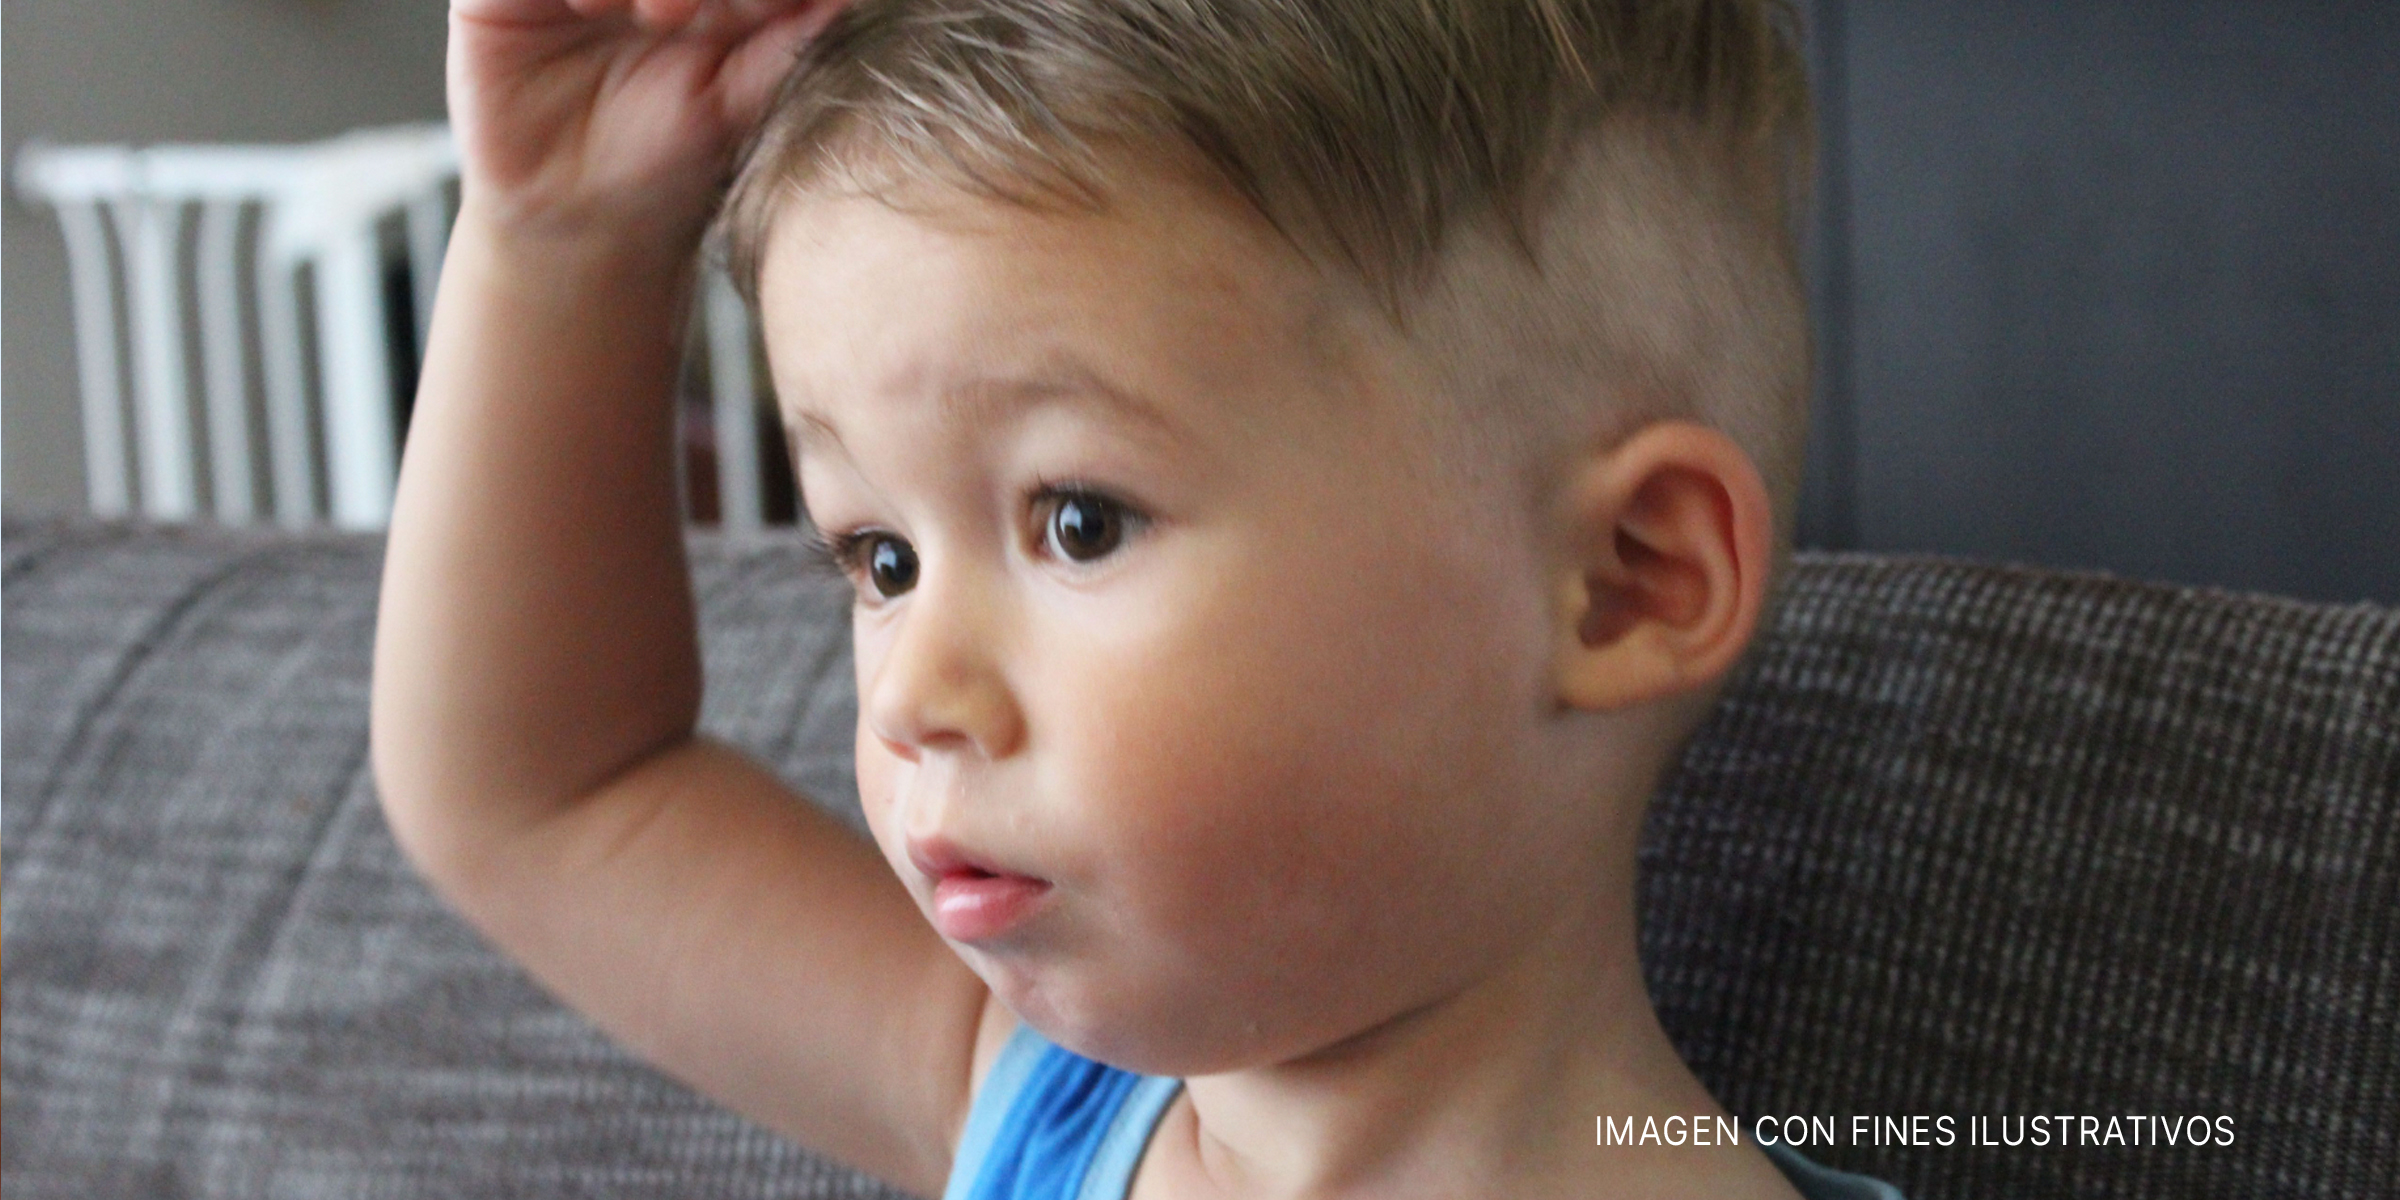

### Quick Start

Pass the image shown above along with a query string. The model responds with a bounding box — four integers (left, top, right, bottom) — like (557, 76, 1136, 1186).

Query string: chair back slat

(15, 125, 791, 529)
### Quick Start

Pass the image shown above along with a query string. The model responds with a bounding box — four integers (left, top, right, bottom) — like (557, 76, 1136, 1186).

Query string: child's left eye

(1037, 486, 1144, 564)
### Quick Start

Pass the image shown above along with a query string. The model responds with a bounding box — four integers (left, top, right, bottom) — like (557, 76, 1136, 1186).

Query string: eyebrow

(786, 361, 1197, 457)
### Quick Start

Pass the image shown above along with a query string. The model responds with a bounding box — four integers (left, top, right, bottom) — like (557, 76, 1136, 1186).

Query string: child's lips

(929, 868, 1052, 942)
(907, 833, 1052, 941)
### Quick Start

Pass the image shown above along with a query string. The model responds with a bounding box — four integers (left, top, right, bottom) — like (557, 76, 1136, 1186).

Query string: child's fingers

(720, 5, 837, 126)
(459, 0, 814, 33)
(705, 0, 822, 22)
(456, 0, 615, 22)
(628, 0, 709, 29)
(674, 0, 833, 40)
(638, 0, 808, 39)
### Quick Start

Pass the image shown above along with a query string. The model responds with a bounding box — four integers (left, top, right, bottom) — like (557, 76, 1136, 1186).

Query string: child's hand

(448, 0, 844, 255)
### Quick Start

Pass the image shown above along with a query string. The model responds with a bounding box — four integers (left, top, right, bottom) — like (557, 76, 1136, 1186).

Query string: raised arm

(369, 4, 989, 1193)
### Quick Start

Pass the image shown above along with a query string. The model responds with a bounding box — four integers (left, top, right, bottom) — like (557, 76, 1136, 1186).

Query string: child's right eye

(806, 529, 919, 600)
(863, 536, 920, 598)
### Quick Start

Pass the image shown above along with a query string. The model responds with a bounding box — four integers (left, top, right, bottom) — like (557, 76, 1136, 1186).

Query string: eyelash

(801, 480, 1144, 591)
(799, 525, 879, 582)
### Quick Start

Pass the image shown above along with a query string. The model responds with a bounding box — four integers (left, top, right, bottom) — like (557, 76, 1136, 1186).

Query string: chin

(987, 965, 1142, 1067)
(997, 963, 1347, 1079)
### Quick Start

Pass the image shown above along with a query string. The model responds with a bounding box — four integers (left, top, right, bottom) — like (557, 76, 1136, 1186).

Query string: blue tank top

(944, 1022, 1907, 1200)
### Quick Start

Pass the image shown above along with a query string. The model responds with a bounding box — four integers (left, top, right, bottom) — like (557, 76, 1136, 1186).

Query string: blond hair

(720, 0, 1814, 571)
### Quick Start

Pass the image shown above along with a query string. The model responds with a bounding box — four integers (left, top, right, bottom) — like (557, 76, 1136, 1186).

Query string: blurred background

(4, 0, 2395, 604)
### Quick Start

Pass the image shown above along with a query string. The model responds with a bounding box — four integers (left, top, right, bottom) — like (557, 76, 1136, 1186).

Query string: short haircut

(721, 0, 1814, 589)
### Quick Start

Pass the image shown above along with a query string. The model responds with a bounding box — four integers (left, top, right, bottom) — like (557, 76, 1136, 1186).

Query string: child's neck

(1137, 878, 1801, 1200)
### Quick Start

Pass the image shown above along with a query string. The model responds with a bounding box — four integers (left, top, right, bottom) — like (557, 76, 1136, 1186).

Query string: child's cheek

(852, 721, 907, 871)
(1043, 516, 1556, 1056)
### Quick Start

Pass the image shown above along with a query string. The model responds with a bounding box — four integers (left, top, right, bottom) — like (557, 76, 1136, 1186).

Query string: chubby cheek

(852, 723, 913, 889)
(1031, 531, 1551, 1071)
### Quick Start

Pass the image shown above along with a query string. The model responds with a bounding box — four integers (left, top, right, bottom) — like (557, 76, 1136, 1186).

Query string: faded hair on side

(718, 0, 1815, 576)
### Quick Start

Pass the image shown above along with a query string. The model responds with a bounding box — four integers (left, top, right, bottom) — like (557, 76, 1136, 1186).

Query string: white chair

(14, 123, 780, 531)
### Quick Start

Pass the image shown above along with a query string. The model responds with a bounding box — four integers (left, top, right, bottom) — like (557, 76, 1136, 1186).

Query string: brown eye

(1046, 491, 1129, 562)
(867, 536, 919, 597)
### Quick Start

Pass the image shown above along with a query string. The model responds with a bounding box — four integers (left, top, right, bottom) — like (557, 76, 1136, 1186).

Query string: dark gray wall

(2, 0, 449, 516)
(1799, 0, 2400, 605)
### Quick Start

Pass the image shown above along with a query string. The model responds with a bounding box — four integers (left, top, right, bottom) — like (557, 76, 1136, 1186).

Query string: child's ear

(1546, 420, 1773, 712)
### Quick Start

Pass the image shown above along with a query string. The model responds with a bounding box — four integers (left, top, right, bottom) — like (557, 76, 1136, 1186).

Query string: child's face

(757, 166, 1618, 1076)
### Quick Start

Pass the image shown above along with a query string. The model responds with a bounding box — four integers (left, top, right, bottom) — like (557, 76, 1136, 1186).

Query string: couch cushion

(4, 516, 2395, 1199)
(4, 517, 895, 1199)
(1647, 554, 2399, 1199)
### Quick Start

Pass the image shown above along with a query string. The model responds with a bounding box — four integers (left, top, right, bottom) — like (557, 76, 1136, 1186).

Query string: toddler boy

(373, 0, 1903, 1196)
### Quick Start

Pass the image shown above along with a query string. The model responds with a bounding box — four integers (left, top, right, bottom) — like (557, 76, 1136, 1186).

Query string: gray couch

(5, 515, 2395, 1200)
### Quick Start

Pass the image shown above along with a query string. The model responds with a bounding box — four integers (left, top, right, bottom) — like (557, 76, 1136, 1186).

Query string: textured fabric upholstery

(1645, 556, 2398, 1199)
(5, 516, 2394, 1199)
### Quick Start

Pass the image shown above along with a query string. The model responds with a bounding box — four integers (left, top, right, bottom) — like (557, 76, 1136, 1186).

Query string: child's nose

(861, 570, 1024, 763)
